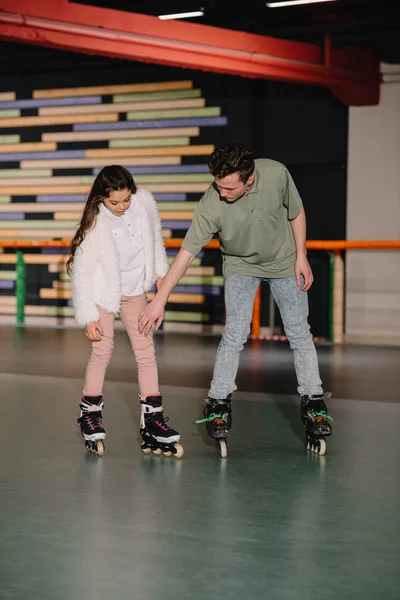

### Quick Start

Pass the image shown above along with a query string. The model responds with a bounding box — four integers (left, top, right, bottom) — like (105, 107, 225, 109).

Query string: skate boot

(77, 395, 106, 457)
(140, 395, 184, 458)
(301, 392, 333, 456)
(196, 396, 232, 458)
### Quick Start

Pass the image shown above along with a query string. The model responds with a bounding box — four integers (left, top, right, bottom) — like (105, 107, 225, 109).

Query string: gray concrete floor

(0, 326, 400, 600)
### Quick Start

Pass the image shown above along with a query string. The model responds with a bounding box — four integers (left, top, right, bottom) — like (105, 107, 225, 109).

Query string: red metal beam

(0, 0, 380, 105)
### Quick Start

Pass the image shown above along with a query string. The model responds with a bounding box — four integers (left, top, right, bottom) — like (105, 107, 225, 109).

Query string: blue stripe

(37, 194, 87, 202)
(0, 281, 14, 290)
(166, 249, 204, 257)
(41, 248, 70, 254)
(74, 116, 228, 132)
(162, 221, 191, 229)
(0, 213, 24, 220)
(173, 285, 221, 295)
(0, 150, 85, 162)
(93, 164, 209, 175)
(0, 96, 102, 110)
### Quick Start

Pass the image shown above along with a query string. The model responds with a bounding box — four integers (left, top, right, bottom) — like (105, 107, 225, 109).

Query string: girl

(66, 165, 183, 458)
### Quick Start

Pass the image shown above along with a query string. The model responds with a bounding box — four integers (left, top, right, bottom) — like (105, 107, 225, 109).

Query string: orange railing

(1, 239, 399, 342)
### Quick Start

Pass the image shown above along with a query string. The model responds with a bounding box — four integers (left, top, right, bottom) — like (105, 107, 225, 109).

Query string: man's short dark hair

(208, 143, 255, 183)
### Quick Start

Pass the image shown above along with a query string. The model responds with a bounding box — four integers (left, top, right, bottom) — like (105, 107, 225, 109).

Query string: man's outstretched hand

(138, 299, 165, 336)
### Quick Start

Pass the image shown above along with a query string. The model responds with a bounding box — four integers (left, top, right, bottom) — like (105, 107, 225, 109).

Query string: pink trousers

(83, 294, 159, 399)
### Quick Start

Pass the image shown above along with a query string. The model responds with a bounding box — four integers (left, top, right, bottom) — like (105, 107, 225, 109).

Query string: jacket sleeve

(71, 235, 100, 326)
(147, 191, 169, 279)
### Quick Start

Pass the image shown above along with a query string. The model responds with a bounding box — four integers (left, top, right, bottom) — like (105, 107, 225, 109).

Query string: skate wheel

(95, 441, 105, 457)
(172, 443, 184, 459)
(141, 445, 152, 455)
(152, 448, 162, 456)
(318, 439, 326, 456)
(163, 450, 172, 457)
(216, 439, 227, 458)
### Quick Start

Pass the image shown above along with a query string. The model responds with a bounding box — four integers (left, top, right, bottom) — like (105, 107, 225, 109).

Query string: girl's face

(103, 188, 131, 217)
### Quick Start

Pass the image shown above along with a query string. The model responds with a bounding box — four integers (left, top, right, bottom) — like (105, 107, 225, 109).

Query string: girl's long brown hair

(66, 165, 136, 275)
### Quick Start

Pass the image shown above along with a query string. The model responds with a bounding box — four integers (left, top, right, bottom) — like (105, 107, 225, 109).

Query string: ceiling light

(158, 11, 204, 20)
(266, 0, 337, 7)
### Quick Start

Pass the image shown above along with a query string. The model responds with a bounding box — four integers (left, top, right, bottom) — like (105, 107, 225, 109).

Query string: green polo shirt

(182, 159, 303, 279)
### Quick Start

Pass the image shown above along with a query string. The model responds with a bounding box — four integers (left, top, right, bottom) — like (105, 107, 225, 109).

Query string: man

(139, 143, 332, 456)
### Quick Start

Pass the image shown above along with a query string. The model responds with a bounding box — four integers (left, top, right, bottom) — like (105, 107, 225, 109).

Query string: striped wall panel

(0, 79, 227, 329)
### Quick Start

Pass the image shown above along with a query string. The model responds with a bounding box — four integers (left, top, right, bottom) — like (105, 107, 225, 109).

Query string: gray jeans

(209, 274, 323, 399)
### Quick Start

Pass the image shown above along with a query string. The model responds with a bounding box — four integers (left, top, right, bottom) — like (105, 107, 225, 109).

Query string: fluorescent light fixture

(266, 0, 337, 7)
(158, 10, 204, 20)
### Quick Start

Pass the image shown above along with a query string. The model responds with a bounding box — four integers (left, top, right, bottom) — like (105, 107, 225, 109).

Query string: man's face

(214, 171, 255, 202)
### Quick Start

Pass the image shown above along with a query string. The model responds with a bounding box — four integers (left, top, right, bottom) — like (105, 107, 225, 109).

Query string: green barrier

(16, 250, 26, 325)
(328, 253, 334, 342)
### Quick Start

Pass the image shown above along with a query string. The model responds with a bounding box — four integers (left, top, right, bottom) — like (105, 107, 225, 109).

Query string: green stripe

(113, 89, 202, 103)
(0, 109, 20, 118)
(157, 202, 198, 210)
(179, 276, 224, 286)
(127, 107, 221, 121)
(0, 169, 53, 178)
(168, 257, 200, 266)
(164, 311, 209, 322)
(0, 271, 16, 280)
(0, 195, 11, 203)
(60, 273, 71, 282)
(0, 221, 78, 229)
(109, 137, 190, 148)
(0, 134, 20, 143)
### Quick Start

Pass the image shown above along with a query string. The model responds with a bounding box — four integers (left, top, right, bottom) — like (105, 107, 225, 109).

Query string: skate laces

(79, 411, 103, 431)
(311, 410, 333, 422)
(195, 413, 224, 424)
(148, 412, 173, 432)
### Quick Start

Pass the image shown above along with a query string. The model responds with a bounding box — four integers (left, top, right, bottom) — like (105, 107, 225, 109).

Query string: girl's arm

(71, 237, 101, 327)
(147, 191, 169, 279)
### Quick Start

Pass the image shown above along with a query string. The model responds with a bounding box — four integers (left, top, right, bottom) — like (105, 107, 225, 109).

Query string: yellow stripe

(33, 81, 193, 99)
(0, 254, 67, 265)
(0, 296, 16, 306)
(39, 98, 205, 116)
(147, 292, 205, 304)
(0, 92, 16, 101)
(0, 177, 83, 187)
(41, 127, 200, 143)
(0, 228, 172, 239)
(20, 156, 182, 169)
(0, 114, 119, 129)
(0, 142, 56, 153)
(86, 145, 214, 158)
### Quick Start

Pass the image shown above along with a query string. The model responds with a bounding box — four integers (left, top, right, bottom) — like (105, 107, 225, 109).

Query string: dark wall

(0, 43, 348, 337)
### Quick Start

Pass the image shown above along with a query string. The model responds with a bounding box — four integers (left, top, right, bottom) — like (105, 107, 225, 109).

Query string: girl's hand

(85, 321, 104, 341)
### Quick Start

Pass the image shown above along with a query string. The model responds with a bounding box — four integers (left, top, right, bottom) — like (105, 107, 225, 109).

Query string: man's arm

(289, 205, 313, 292)
(139, 248, 196, 335)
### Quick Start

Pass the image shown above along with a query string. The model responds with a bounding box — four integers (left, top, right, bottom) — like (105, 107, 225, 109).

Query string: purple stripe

(0, 96, 102, 110)
(74, 116, 228, 132)
(0, 150, 85, 162)
(93, 164, 209, 175)
(173, 285, 221, 295)
(0, 282, 14, 289)
(166, 249, 204, 258)
(37, 194, 87, 202)
(162, 221, 191, 229)
(41, 248, 70, 254)
(67, 299, 73, 307)
(153, 193, 187, 201)
(0, 213, 24, 220)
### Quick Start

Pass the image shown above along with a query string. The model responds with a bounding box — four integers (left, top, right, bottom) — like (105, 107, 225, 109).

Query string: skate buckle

(195, 413, 224, 424)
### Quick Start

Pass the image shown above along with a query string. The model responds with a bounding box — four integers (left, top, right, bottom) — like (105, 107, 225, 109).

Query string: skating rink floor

(1, 326, 399, 600)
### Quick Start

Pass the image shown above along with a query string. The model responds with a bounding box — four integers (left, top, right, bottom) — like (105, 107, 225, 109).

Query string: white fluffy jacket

(72, 188, 168, 326)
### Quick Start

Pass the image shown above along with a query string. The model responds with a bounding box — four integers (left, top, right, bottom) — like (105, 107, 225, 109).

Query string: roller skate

(196, 395, 232, 458)
(140, 395, 184, 458)
(301, 392, 333, 456)
(77, 395, 106, 457)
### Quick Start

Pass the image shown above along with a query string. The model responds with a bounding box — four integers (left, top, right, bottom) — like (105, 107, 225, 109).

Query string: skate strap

(143, 404, 163, 414)
(195, 413, 224, 424)
(80, 401, 104, 413)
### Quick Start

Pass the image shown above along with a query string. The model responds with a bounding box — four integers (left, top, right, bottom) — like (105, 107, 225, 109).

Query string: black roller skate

(196, 396, 232, 458)
(301, 393, 333, 456)
(77, 395, 106, 457)
(140, 396, 184, 458)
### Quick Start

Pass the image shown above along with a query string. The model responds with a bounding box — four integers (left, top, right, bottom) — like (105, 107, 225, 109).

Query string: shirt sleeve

(283, 169, 303, 220)
(182, 193, 221, 256)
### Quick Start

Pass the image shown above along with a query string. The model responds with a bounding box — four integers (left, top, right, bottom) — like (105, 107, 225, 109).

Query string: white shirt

(100, 200, 145, 297)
